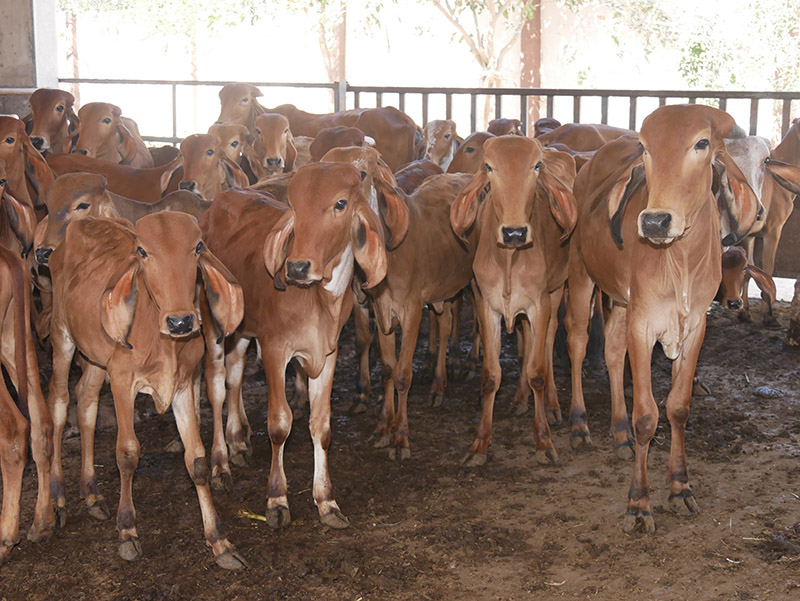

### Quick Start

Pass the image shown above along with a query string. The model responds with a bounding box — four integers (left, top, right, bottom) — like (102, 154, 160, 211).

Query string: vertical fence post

(171, 83, 177, 145)
(600, 96, 609, 124)
(520, 94, 528, 135)
(628, 96, 637, 130)
(749, 98, 759, 135)
(334, 80, 347, 112)
(782, 99, 792, 136)
(470, 94, 477, 133)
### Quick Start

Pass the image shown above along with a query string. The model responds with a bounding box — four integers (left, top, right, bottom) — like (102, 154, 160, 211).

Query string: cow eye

(534, 161, 542, 171)
(334, 199, 347, 211)
(206, 149, 214, 156)
(694, 139, 710, 151)
(56, 105, 65, 113)
(75, 202, 90, 210)
(231, 140, 239, 148)
(4, 137, 14, 144)
(465, 147, 475, 154)
(241, 98, 249, 103)
(195, 241, 204, 254)
(444, 134, 451, 139)
(102, 117, 112, 124)
(284, 128, 289, 134)
(255, 129, 261, 136)
(485, 163, 493, 173)
(360, 170, 367, 180)
(0, 178, 6, 186)
(137, 246, 148, 258)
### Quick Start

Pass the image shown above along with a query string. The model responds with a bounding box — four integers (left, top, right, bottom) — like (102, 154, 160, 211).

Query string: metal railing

(57, 78, 799, 144)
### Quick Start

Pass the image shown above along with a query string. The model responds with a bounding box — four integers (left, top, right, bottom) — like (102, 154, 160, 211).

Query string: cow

(717, 246, 775, 311)
(200, 162, 403, 529)
(537, 123, 633, 152)
(176, 134, 249, 200)
(309, 126, 365, 163)
(487, 118, 523, 136)
(533, 118, 562, 137)
(215, 83, 269, 134)
(0, 116, 55, 211)
(24, 88, 79, 155)
(47, 212, 245, 568)
(72, 102, 153, 168)
(450, 136, 578, 468)
(394, 159, 444, 194)
(415, 120, 461, 171)
(564, 105, 760, 534)
(447, 132, 495, 174)
(0, 245, 55, 566)
(252, 114, 297, 177)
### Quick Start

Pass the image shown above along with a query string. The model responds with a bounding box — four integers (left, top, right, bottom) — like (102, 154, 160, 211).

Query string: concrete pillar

(0, 0, 58, 117)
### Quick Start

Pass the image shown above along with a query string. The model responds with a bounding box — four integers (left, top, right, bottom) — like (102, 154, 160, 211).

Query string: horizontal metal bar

(58, 78, 336, 89)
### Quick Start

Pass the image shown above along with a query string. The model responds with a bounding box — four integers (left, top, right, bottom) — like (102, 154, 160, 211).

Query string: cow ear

(222, 155, 249, 189)
(22, 113, 33, 134)
(351, 204, 387, 288)
(450, 167, 489, 243)
(262, 209, 294, 279)
(2, 189, 37, 256)
(66, 105, 80, 140)
(766, 158, 800, 195)
(117, 120, 138, 164)
(159, 155, 183, 194)
(241, 142, 264, 180)
(745, 263, 777, 306)
(22, 137, 54, 208)
(607, 162, 645, 246)
(375, 160, 409, 249)
(100, 259, 140, 348)
(284, 134, 296, 172)
(714, 149, 761, 245)
(539, 150, 578, 242)
(198, 249, 244, 338)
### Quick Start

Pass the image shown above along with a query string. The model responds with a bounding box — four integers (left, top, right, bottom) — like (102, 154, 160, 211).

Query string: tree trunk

(520, 1, 542, 134)
(66, 12, 79, 105)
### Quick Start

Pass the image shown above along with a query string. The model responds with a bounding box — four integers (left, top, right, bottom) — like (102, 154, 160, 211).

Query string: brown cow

(564, 105, 760, 534)
(72, 103, 153, 168)
(215, 83, 269, 134)
(487, 118, 523, 136)
(533, 118, 562, 137)
(48, 212, 245, 568)
(394, 159, 444, 194)
(415, 120, 461, 171)
(0, 245, 55, 566)
(717, 246, 775, 310)
(200, 162, 401, 528)
(537, 123, 633, 151)
(450, 136, 578, 467)
(176, 134, 249, 199)
(447, 132, 495, 174)
(0, 117, 55, 210)
(252, 114, 297, 177)
(25, 88, 79, 155)
(310, 126, 365, 163)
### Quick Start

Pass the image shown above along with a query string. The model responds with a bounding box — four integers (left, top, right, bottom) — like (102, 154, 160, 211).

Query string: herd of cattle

(0, 82, 799, 570)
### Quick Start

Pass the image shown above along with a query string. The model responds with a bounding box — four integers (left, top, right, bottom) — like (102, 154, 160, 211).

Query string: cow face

(253, 114, 295, 175)
(216, 83, 263, 126)
(418, 120, 459, 171)
(0, 116, 52, 208)
(207, 123, 250, 162)
(179, 134, 247, 200)
(488, 118, 523, 137)
(716, 246, 776, 310)
(447, 132, 494, 174)
(28, 88, 78, 154)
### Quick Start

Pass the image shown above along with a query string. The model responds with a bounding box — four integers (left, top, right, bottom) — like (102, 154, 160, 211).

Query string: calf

(177, 134, 249, 199)
(25, 88, 79, 155)
(252, 114, 297, 177)
(717, 246, 775, 311)
(215, 83, 268, 134)
(415, 120, 461, 171)
(72, 102, 153, 168)
(537, 123, 633, 151)
(447, 132, 494, 174)
(487, 118, 522, 136)
(394, 159, 443, 194)
(0, 117, 54, 210)
(48, 212, 245, 568)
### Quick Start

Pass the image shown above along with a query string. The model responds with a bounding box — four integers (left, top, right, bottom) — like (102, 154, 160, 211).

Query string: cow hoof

(461, 451, 487, 467)
(87, 499, 110, 521)
(0, 538, 20, 564)
(211, 471, 233, 492)
(764, 316, 781, 330)
(535, 447, 558, 465)
(215, 549, 248, 570)
(265, 505, 291, 529)
(615, 439, 635, 460)
(622, 508, 655, 535)
(164, 438, 184, 454)
(27, 520, 55, 543)
(388, 446, 410, 461)
(692, 380, 711, 397)
(230, 451, 250, 468)
(320, 508, 350, 530)
(737, 310, 753, 323)
(430, 391, 444, 408)
(372, 433, 391, 449)
(570, 431, 593, 450)
(54, 506, 67, 529)
(668, 490, 700, 515)
(512, 402, 529, 416)
(119, 537, 142, 562)
(546, 409, 562, 425)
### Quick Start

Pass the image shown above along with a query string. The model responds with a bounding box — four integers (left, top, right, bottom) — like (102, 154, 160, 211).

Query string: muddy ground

(1, 298, 799, 601)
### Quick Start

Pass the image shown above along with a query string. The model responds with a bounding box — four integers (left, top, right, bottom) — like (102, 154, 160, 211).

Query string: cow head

(263, 162, 388, 293)
(36, 173, 115, 265)
(27, 88, 79, 154)
(534, 118, 562, 137)
(207, 122, 251, 162)
(416, 120, 460, 171)
(0, 116, 53, 209)
(451, 136, 577, 247)
(253, 113, 296, 176)
(216, 83, 264, 127)
(177, 133, 248, 200)
(72, 102, 138, 164)
(310, 126, 365, 162)
(716, 246, 776, 310)
(488, 118, 523, 136)
(101, 212, 243, 346)
(447, 131, 495, 174)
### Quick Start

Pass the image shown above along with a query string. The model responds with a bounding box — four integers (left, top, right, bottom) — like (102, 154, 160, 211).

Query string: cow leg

(0, 384, 29, 565)
(665, 319, 704, 517)
(390, 302, 424, 460)
(511, 324, 531, 416)
(352, 299, 372, 414)
(203, 322, 232, 491)
(465, 288, 481, 377)
(426, 309, 438, 369)
(308, 350, 349, 529)
(447, 293, 464, 376)
(544, 287, 564, 426)
(429, 302, 452, 408)
(76, 363, 110, 521)
(605, 304, 634, 459)
(288, 360, 309, 419)
(262, 344, 293, 529)
(225, 335, 252, 467)
(759, 229, 782, 327)
(373, 327, 396, 449)
(623, 317, 658, 535)
(525, 295, 558, 466)
(462, 288, 502, 467)
(47, 326, 76, 528)
(172, 384, 246, 569)
(738, 237, 755, 322)
(110, 377, 142, 561)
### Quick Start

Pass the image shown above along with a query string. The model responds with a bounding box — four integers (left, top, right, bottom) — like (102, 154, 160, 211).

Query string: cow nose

(179, 181, 196, 191)
(727, 300, 742, 310)
(265, 157, 282, 167)
(71, 148, 88, 155)
(501, 226, 528, 247)
(286, 260, 311, 282)
(640, 212, 672, 238)
(165, 314, 194, 335)
(30, 136, 45, 150)
(35, 247, 52, 265)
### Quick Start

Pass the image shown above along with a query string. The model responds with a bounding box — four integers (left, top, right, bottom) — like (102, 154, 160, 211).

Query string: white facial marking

(368, 184, 379, 214)
(324, 243, 354, 297)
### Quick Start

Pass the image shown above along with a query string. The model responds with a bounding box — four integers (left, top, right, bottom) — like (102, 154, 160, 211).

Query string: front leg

(110, 377, 142, 561)
(391, 302, 424, 460)
(373, 327, 396, 449)
(75, 363, 111, 520)
(429, 302, 452, 409)
(524, 294, 558, 466)
(202, 319, 233, 491)
(224, 334, 252, 467)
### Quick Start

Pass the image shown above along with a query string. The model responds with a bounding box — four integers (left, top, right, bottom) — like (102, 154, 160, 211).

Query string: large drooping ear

(100, 258, 140, 349)
(539, 148, 579, 242)
(116, 120, 138, 165)
(374, 159, 409, 249)
(262, 209, 294, 279)
(766, 158, 800, 195)
(241, 141, 265, 180)
(198, 249, 244, 338)
(606, 160, 645, 246)
(2, 189, 37, 256)
(284, 133, 297, 172)
(66, 104, 80, 141)
(714, 148, 761, 245)
(22, 136, 54, 208)
(745, 263, 777, 306)
(221, 154, 249, 189)
(159, 155, 183, 194)
(450, 167, 490, 243)
(22, 113, 33, 134)
(351, 204, 388, 288)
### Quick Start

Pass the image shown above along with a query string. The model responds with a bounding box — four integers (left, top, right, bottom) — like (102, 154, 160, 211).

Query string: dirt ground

(1, 297, 799, 601)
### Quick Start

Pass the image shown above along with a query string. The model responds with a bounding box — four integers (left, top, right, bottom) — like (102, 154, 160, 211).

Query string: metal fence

(58, 78, 800, 145)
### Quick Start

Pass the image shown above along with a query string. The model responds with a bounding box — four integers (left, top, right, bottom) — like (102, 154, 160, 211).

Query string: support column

(520, 1, 542, 135)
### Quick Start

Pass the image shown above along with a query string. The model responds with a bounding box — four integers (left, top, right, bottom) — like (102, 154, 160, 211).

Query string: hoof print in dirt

(119, 537, 142, 562)
(622, 509, 656, 535)
(215, 549, 248, 570)
(535, 448, 558, 465)
(320, 508, 350, 530)
(265, 505, 291, 529)
(668, 490, 700, 515)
